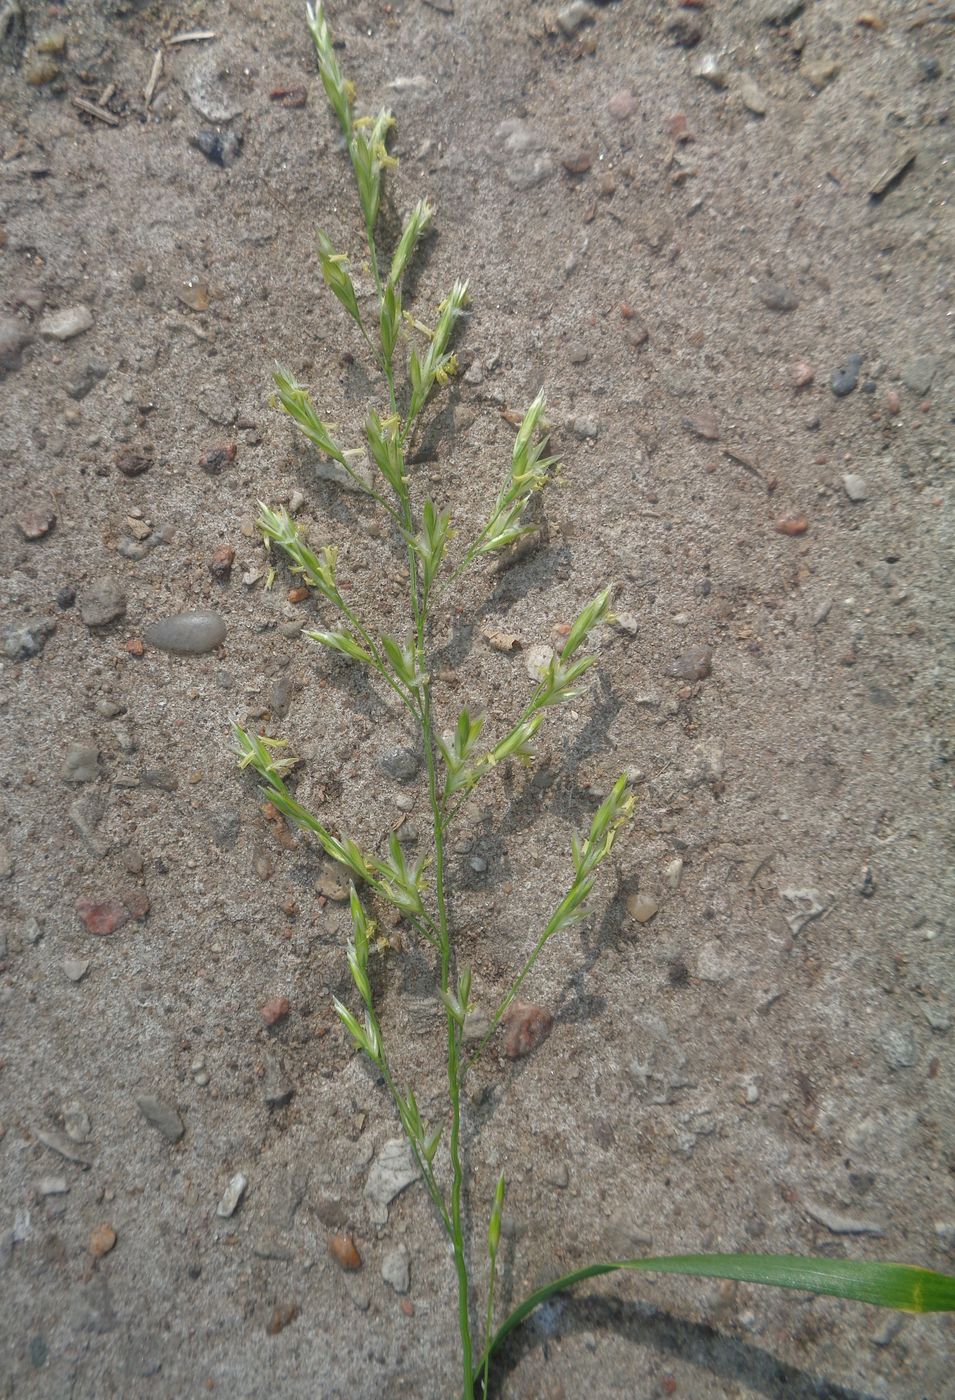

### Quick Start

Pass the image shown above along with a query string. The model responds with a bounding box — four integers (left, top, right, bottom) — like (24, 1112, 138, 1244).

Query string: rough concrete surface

(1, 1, 953, 1397)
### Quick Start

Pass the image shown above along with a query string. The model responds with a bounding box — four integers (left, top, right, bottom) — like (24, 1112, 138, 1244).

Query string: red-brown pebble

(502, 1001, 554, 1059)
(89, 1224, 117, 1257)
(266, 1303, 299, 1334)
(886, 389, 901, 414)
(287, 587, 309, 603)
(76, 898, 129, 935)
(210, 545, 235, 580)
(328, 1233, 362, 1271)
(126, 638, 145, 657)
(198, 442, 237, 475)
(775, 515, 808, 536)
(400, 1298, 414, 1316)
(260, 996, 291, 1027)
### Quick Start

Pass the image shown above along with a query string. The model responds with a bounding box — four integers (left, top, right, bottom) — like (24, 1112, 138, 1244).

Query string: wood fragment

(97, 83, 116, 106)
(71, 96, 120, 126)
(168, 29, 217, 45)
(144, 48, 163, 106)
(869, 145, 917, 201)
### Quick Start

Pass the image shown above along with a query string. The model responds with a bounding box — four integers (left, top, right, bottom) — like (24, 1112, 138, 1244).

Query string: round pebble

(143, 611, 226, 654)
(830, 354, 863, 397)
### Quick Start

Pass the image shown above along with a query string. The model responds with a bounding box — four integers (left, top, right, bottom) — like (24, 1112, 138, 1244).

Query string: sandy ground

(1, 1, 953, 1396)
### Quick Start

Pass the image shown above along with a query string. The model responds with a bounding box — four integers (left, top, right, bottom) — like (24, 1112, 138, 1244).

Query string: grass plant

(234, 6, 955, 1394)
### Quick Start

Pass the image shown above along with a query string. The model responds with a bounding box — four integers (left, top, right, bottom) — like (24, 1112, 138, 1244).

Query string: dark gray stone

(830, 354, 863, 397)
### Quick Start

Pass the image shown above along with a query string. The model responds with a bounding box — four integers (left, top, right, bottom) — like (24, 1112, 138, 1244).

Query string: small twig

(97, 82, 116, 106)
(71, 96, 120, 127)
(143, 48, 163, 107)
(167, 29, 217, 45)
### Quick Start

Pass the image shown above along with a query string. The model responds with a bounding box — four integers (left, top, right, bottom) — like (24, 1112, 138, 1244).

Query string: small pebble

(261, 996, 291, 1027)
(144, 611, 226, 654)
(738, 74, 768, 115)
(136, 1095, 185, 1143)
(16, 508, 56, 540)
(830, 354, 863, 397)
(556, 1, 592, 36)
(666, 646, 712, 681)
(89, 1224, 117, 1257)
(114, 446, 154, 478)
(775, 515, 808, 536)
(627, 893, 659, 924)
(381, 1245, 411, 1294)
(841, 474, 867, 502)
(381, 748, 419, 783)
(195, 128, 243, 168)
(210, 545, 235, 579)
(879, 1023, 918, 1070)
(682, 408, 720, 440)
(608, 89, 638, 120)
(39, 306, 94, 342)
(573, 415, 599, 440)
(216, 1173, 248, 1218)
(502, 1001, 553, 1059)
(792, 361, 814, 387)
(694, 53, 728, 88)
(0, 317, 32, 373)
(901, 355, 937, 395)
(2, 619, 55, 660)
(665, 858, 684, 890)
(757, 280, 798, 312)
(80, 579, 127, 628)
(199, 441, 237, 475)
(37, 1177, 68, 1196)
(329, 1233, 362, 1271)
(61, 746, 99, 784)
(63, 958, 91, 982)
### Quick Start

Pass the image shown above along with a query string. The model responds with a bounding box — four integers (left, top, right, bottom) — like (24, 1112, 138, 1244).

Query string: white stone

(381, 1244, 411, 1294)
(40, 306, 94, 341)
(216, 1173, 248, 1218)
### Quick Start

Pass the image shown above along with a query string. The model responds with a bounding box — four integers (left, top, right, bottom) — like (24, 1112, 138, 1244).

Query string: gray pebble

(694, 53, 728, 88)
(567, 341, 590, 365)
(135, 1094, 185, 1143)
(39, 305, 94, 341)
(67, 359, 109, 401)
(495, 118, 554, 190)
(381, 1245, 411, 1294)
(196, 385, 236, 426)
(757, 280, 798, 312)
(210, 810, 241, 851)
(879, 1023, 918, 1070)
(63, 958, 91, 982)
(557, 2, 593, 35)
(572, 416, 599, 440)
(0, 317, 33, 373)
(468, 854, 488, 874)
(666, 645, 712, 681)
(922, 1003, 951, 1033)
(80, 579, 127, 628)
(901, 355, 937, 395)
(830, 354, 863, 397)
(195, 127, 243, 168)
(216, 1173, 248, 1219)
(381, 747, 419, 783)
(142, 767, 178, 792)
(2, 618, 55, 660)
(841, 473, 867, 502)
(263, 1050, 294, 1109)
(270, 675, 294, 717)
(61, 745, 99, 784)
(804, 1201, 885, 1236)
(144, 611, 226, 654)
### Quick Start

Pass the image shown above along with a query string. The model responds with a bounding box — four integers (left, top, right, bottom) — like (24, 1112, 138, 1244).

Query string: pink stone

(76, 899, 129, 935)
(502, 1001, 553, 1059)
(261, 996, 291, 1027)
